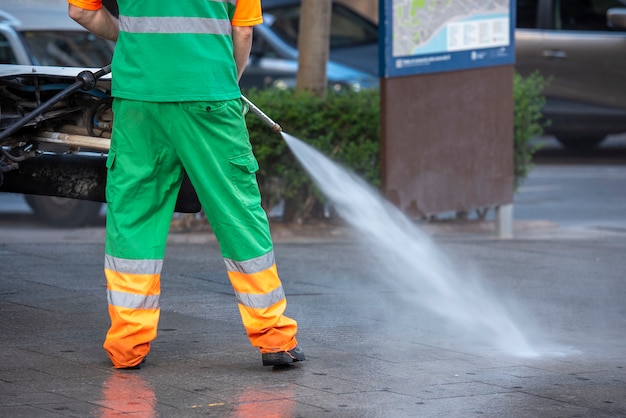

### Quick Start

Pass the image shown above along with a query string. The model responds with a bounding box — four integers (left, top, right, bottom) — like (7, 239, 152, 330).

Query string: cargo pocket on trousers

(104, 148, 116, 203)
(229, 152, 262, 208)
(105, 148, 116, 171)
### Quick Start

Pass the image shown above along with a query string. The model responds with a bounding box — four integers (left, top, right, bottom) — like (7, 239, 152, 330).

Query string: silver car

(241, 0, 379, 92)
(516, 0, 626, 150)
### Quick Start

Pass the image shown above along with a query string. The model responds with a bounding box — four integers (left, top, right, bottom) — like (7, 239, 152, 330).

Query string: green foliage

(245, 88, 380, 222)
(246, 74, 547, 222)
(513, 71, 548, 189)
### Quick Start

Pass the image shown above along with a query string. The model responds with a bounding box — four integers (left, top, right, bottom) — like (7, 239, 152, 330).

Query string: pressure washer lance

(241, 95, 282, 133)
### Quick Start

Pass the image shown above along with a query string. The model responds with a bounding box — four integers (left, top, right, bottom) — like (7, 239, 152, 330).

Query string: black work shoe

(118, 364, 141, 370)
(262, 345, 305, 366)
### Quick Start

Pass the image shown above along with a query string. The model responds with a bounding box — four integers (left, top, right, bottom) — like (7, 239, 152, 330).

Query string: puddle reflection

(231, 385, 295, 417)
(97, 371, 157, 417)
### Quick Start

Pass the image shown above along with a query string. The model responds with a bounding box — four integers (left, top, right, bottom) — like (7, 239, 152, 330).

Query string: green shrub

(245, 88, 379, 222)
(245, 72, 547, 222)
(513, 71, 548, 189)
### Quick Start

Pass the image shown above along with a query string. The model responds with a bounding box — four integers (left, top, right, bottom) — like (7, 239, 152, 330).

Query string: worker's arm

(232, 26, 254, 82)
(68, 4, 119, 41)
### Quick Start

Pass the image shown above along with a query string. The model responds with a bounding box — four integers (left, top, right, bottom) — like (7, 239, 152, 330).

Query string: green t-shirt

(112, 1, 240, 102)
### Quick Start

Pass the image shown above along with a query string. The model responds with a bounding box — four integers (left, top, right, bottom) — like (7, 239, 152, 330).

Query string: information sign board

(379, 0, 516, 77)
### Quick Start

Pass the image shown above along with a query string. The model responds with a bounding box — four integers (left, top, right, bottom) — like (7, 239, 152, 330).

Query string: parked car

(516, 0, 626, 150)
(0, 2, 114, 226)
(241, 0, 379, 92)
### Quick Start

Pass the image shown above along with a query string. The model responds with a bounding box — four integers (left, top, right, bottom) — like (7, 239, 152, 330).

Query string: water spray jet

(243, 96, 540, 358)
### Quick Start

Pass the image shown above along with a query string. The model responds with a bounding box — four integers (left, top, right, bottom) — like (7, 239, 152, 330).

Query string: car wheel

(555, 136, 606, 152)
(24, 195, 103, 228)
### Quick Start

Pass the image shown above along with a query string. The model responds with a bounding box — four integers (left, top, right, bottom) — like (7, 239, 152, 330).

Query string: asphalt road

(512, 134, 626, 231)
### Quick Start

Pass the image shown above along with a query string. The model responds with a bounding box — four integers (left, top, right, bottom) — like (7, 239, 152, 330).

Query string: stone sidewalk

(0, 221, 625, 417)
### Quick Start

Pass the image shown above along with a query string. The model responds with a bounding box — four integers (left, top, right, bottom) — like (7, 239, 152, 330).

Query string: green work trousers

(103, 98, 298, 368)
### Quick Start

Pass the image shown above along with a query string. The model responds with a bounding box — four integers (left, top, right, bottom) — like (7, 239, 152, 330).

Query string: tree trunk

(296, 0, 332, 98)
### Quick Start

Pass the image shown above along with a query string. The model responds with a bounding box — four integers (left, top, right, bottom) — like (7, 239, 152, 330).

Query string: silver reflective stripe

(224, 251, 275, 274)
(235, 286, 285, 309)
(214, 0, 237, 4)
(119, 15, 232, 35)
(105, 255, 162, 275)
(107, 289, 160, 310)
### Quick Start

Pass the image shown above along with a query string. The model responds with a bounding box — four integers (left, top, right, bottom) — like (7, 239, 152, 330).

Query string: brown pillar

(380, 65, 515, 218)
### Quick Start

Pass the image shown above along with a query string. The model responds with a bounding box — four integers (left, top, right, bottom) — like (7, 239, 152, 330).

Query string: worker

(67, 0, 304, 369)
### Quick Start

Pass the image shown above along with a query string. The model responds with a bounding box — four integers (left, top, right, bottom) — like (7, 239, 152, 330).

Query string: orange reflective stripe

(236, 299, 298, 353)
(104, 305, 158, 368)
(103, 264, 161, 368)
(105, 269, 160, 296)
(230, 265, 285, 308)
(228, 264, 281, 294)
(226, 262, 297, 351)
(238, 298, 287, 330)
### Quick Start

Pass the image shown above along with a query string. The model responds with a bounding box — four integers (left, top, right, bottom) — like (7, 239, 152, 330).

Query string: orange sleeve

(67, 0, 102, 11)
(232, 0, 263, 27)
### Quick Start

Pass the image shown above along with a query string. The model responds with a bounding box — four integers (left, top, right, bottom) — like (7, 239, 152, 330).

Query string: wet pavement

(0, 217, 625, 417)
(2, 135, 626, 417)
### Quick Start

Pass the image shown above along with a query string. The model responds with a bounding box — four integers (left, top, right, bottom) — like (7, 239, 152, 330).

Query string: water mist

(281, 132, 539, 357)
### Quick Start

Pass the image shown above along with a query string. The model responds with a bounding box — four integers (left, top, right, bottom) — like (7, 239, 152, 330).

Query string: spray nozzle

(241, 95, 282, 133)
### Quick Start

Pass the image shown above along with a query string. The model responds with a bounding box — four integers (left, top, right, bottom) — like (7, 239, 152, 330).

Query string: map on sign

(379, 0, 514, 77)
(392, 0, 510, 57)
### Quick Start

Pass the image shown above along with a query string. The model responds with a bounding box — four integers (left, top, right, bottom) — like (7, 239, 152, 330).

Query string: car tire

(24, 195, 103, 228)
(555, 136, 606, 152)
